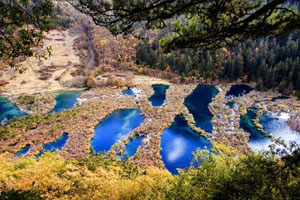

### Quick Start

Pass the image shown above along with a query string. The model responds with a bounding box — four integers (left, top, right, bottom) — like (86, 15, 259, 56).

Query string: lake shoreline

(0, 77, 299, 172)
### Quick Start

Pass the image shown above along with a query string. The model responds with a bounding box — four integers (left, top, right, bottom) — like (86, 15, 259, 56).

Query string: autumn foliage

(1, 144, 300, 200)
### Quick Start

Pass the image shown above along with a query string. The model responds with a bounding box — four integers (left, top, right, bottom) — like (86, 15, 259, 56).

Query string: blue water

(226, 84, 253, 97)
(240, 107, 271, 151)
(0, 96, 26, 124)
(36, 133, 68, 157)
(50, 90, 83, 113)
(91, 109, 145, 153)
(227, 101, 235, 109)
(258, 113, 300, 150)
(161, 115, 211, 174)
(121, 136, 143, 161)
(16, 145, 30, 157)
(271, 96, 290, 102)
(184, 85, 218, 133)
(28, 101, 35, 105)
(148, 84, 169, 106)
(122, 88, 135, 96)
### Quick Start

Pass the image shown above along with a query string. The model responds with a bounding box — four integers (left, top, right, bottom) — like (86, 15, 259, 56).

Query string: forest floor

(1, 30, 82, 96)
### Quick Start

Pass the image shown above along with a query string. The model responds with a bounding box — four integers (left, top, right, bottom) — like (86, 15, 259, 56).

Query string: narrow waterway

(37, 134, 69, 157)
(184, 85, 218, 133)
(16, 145, 30, 157)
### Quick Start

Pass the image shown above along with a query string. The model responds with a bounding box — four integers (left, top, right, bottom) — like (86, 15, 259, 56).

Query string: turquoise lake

(0, 96, 25, 125)
(240, 107, 300, 151)
(240, 107, 270, 151)
(91, 109, 145, 153)
(161, 115, 211, 174)
(50, 90, 83, 113)
(184, 85, 218, 133)
(148, 84, 169, 106)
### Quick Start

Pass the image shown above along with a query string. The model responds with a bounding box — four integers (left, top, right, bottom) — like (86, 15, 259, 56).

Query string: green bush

(294, 90, 300, 100)
(0, 190, 43, 200)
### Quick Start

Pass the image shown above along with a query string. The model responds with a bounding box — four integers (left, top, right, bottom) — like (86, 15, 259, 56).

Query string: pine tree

(296, 73, 300, 90)
(256, 78, 264, 91)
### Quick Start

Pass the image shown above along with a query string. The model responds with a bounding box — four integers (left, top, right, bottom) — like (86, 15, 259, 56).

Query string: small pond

(271, 96, 290, 102)
(148, 84, 169, 106)
(121, 136, 143, 161)
(16, 145, 30, 157)
(123, 88, 135, 96)
(50, 90, 83, 113)
(91, 109, 145, 153)
(0, 96, 26, 125)
(184, 85, 218, 133)
(122, 88, 141, 99)
(226, 84, 253, 97)
(161, 115, 211, 174)
(227, 101, 235, 109)
(37, 133, 68, 157)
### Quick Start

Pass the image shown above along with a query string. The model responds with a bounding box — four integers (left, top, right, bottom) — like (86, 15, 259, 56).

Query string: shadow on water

(36, 134, 68, 157)
(50, 90, 83, 113)
(161, 115, 211, 174)
(91, 109, 145, 153)
(184, 85, 218, 133)
(148, 84, 169, 106)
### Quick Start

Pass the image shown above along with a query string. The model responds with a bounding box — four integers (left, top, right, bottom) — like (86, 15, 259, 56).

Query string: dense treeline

(137, 32, 300, 94)
(0, 144, 299, 200)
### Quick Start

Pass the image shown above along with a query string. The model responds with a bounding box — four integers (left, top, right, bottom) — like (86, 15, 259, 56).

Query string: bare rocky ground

(0, 30, 83, 97)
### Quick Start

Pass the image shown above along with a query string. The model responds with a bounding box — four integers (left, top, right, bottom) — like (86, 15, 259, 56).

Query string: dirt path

(133, 75, 171, 86)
